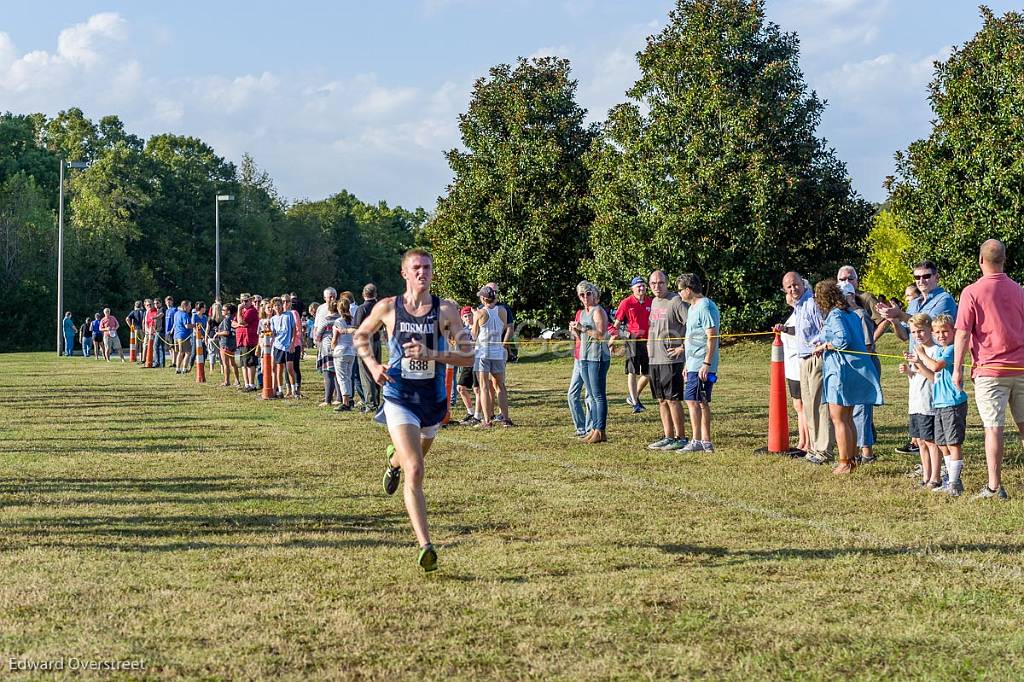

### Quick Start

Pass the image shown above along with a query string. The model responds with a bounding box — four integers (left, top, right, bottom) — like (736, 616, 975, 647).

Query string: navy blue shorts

(272, 348, 290, 364)
(684, 371, 714, 403)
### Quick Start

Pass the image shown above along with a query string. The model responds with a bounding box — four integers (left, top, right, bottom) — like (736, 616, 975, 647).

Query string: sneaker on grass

(648, 437, 674, 450)
(382, 444, 401, 496)
(973, 485, 1008, 500)
(804, 451, 830, 465)
(701, 441, 714, 452)
(418, 543, 438, 573)
(679, 441, 704, 452)
(947, 480, 964, 497)
(663, 439, 690, 451)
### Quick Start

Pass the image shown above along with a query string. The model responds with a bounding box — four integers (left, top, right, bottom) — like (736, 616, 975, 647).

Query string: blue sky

(1, 1, 1018, 210)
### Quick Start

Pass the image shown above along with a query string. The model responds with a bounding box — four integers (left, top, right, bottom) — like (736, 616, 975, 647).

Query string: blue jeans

(853, 404, 875, 448)
(63, 333, 74, 356)
(579, 358, 609, 431)
(154, 336, 166, 366)
(82, 338, 91, 357)
(567, 360, 590, 434)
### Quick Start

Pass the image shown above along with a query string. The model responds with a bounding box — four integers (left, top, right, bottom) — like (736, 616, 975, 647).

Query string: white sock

(948, 459, 964, 484)
(943, 455, 951, 478)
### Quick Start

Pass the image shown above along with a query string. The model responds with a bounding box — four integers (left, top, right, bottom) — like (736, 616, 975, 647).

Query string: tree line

(2, 0, 1021, 350)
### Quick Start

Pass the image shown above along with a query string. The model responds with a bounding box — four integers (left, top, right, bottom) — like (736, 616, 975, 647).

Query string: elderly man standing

(953, 240, 1024, 500)
(776, 272, 833, 463)
(646, 270, 690, 451)
(837, 265, 881, 326)
(878, 259, 958, 455)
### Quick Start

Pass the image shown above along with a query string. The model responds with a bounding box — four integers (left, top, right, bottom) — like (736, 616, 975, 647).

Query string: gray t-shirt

(647, 293, 689, 365)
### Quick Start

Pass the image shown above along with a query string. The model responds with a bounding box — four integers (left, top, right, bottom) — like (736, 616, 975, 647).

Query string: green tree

(886, 7, 1024, 292)
(861, 209, 913, 298)
(426, 56, 597, 324)
(586, 0, 873, 330)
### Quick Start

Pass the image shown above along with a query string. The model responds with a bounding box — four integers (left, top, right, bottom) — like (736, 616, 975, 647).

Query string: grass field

(2, 339, 1023, 680)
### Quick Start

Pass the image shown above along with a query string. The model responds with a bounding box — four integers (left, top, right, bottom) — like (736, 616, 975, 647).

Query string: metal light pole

(214, 194, 235, 302)
(56, 159, 89, 355)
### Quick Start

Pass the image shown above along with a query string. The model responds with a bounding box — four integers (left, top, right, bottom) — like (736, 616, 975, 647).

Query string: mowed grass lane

(1, 342, 1022, 679)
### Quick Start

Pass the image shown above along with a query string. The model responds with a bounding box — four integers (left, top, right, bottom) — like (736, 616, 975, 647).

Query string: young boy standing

(899, 313, 941, 489)
(914, 313, 969, 496)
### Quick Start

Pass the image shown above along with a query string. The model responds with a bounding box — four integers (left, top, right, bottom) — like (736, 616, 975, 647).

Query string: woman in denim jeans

(567, 308, 590, 438)
(570, 281, 610, 444)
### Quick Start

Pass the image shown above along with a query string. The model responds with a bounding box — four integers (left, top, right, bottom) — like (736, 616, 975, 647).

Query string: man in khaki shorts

(952, 239, 1024, 500)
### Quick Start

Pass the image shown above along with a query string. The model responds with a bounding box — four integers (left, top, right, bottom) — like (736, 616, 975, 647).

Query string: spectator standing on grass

(645, 270, 690, 452)
(188, 301, 208, 371)
(353, 284, 382, 413)
(567, 306, 591, 438)
(457, 306, 482, 425)
(953, 239, 1024, 500)
(90, 313, 103, 360)
(776, 273, 834, 464)
(814, 280, 883, 475)
(900, 313, 940, 489)
(100, 307, 125, 362)
(216, 303, 241, 387)
(316, 300, 340, 407)
(124, 301, 144, 360)
(837, 266, 881, 326)
(332, 296, 358, 412)
(677, 273, 719, 453)
(173, 300, 193, 373)
(841, 281, 879, 465)
(270, 297, 297, 398)
(208, 302, 223, 369)
(569, 281, 610, 444)
(162, 296, 177, 369)
(80, 317, 92, 358)
(781, 283, 810, 455)
(613, 276, 653, 414)
(878, 261, 957, 456)
(486, 282, 517, 364)
(234, 294, 260, 391)
(62, 312, 75, 356)
(473, 285, 511, 428)
(913, 313, 968, 497)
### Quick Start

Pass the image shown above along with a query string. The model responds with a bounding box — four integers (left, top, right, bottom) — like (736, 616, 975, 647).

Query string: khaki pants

(800, 354, 834, 455)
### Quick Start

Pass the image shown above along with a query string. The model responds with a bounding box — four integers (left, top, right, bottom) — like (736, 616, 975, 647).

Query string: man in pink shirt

(99, 307, 126, 362)
(953, 239, 1024, 499)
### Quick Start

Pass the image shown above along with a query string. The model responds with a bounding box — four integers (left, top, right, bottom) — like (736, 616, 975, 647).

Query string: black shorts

(624, 340, 650, 375)
(649, 363, 684, 401)
(934, 403, 967, 446)
(272, 348, 290, 364)
(787, 379, 801, 400)
(457, 366, 475, 389)
(238, 345, 258, 368)
(909, 413, 935, 442)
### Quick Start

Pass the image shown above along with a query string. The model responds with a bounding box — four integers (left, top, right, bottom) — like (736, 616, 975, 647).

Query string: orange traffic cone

(144, 330, 154, 368)
(261, 329, 274, 400)
(195, 327, 206, 383)
(766, 332, 790, 454)
(129, 325, 137, 362)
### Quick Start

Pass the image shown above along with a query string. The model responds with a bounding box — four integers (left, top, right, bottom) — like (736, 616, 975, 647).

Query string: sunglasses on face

(914, 273, 934, 281)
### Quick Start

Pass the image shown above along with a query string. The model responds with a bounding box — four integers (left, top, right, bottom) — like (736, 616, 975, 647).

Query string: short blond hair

(909, 312, 932, 330)
(931, 313, 954, 328)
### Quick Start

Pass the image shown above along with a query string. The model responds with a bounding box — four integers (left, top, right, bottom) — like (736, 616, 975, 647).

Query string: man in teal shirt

(677, 273, 720, 452)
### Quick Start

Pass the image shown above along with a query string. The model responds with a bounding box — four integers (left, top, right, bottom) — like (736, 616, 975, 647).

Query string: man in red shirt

(613, 276, 653, 413)
(232, 293, 261, 391)
(953, 239, 1024, 500)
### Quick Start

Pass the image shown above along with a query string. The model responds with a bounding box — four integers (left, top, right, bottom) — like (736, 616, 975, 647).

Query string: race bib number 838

(401, 357, 435, 380)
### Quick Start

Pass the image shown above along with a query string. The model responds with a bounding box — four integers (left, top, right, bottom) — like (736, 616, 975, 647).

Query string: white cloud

(768, 0, 889, 56)
(528, 45, 571, 60)
(55, 12, 126, 66)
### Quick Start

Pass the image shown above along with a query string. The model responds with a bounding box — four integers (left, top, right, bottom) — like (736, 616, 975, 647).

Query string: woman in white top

(472, 285, 512, 428)
(332, 295, 358, 412)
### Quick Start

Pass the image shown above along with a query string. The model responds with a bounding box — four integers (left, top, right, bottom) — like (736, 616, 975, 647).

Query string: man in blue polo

(160, 296, 176, 368)
(878, 259, 958, 455)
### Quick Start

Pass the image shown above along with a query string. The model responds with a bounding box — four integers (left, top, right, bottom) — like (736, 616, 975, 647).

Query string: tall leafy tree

(886, 7, 1024, 292)
(427, 56, 597, 324)
(586, 0, 872, 330)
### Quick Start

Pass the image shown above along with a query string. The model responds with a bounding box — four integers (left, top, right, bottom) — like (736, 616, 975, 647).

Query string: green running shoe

(382, 444, 401, 496)
(418, 543, 438, 573)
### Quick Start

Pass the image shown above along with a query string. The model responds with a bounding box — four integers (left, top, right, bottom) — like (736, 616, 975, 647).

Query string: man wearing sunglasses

(877, 260, 958, 456)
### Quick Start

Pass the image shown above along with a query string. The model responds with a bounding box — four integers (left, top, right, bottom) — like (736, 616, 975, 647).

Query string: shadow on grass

(658, 542, 1024, 565)
(0, 512, 412, 552)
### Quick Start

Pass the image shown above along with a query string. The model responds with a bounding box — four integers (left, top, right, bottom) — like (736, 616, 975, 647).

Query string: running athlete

(354, 248, 474, 572)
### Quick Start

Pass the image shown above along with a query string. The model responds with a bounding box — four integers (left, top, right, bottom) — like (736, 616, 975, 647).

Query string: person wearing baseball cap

(613, 275, 653, 414)
(455, 306, 480, 424)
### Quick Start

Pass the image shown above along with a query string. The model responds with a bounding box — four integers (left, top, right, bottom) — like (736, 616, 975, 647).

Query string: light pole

(56, 159, 89, 355)
(214, 194, 235, 302)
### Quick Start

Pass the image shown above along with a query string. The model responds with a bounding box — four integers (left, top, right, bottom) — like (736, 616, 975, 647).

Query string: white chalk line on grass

(440, 434, 1024, 581)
